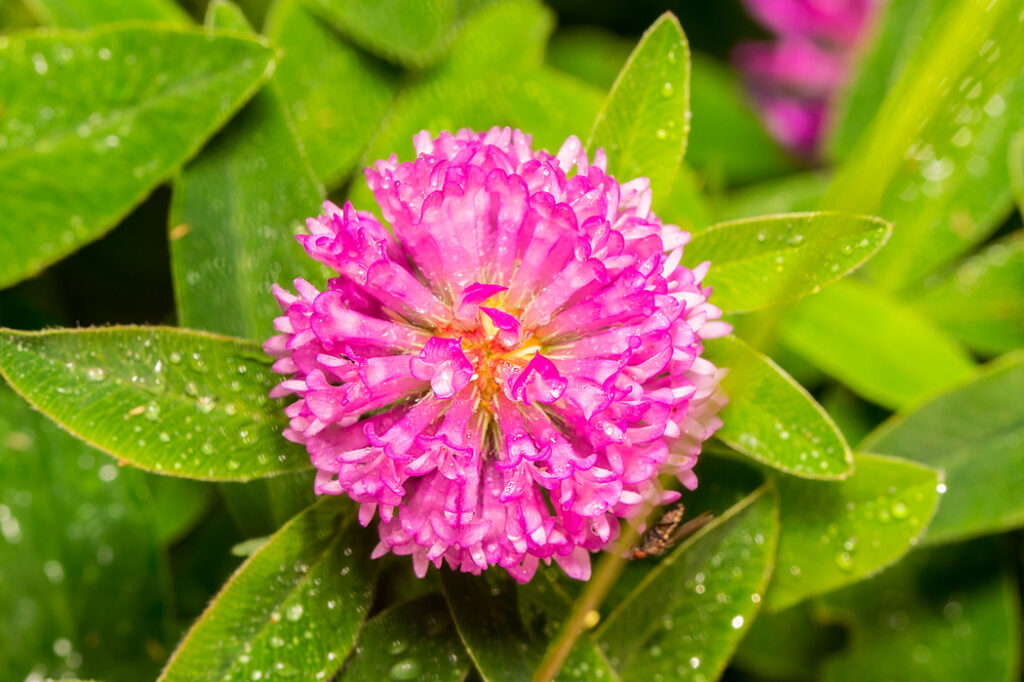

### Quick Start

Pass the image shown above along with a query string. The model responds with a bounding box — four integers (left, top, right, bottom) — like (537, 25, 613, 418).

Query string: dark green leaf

(1011, 129, 1024, 216)
(823, 0, 1024, 290)
(732, 602, 843, 681)
(704, 336, 852, 479)
(148, 475, 212, 544)
(912, 232, 1024, 355)
(160, 498, 376, 682)
(441, 570, 616, 682)
(303, 0, 457, 68)
(0, 26, 276, 288)
(588, 12, 689, 205)
(781, 278, 975, 409)
(23, 0, 190, 27)
(820, 538, 1021, 682)
(0, 384, 170, 682)
(596, 484, 779, 682)
(431, 0, 553, 78)
(0, 326, 309, 481)
(766, 453, 941, 611)
(862, 352, 1024, 544)
(170, 1, 325, 345)
(687, 212, 891, 313)
(266, 0, 397, 188)
(338, 594, 470, 682)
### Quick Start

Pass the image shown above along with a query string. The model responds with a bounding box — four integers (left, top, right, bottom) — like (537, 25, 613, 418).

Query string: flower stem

(529, 524, 640, 682)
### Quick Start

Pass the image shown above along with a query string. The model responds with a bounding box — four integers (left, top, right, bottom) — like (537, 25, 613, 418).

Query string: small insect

(631, 504, 714, 559)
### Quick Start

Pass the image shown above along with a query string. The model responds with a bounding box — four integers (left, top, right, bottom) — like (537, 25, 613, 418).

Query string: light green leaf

(23, 0, 190, 27)
(170, 1, 325, 345)
(440, 570, 616, 682)
(659, 164, 711, 234)
(266, 0, 397, 188)
(1009, 129, 1024, 217)
(0, 26, 276, 289)
(765, 453, 940, 612)
(912, 232, 1024, 355)
(302, 0, 457, 68)
(820, 538, 1021, 682)
(546, 25, 631, 90)
(0, 384, 170, 681)
(588, 12, 689, 205)
(431, 0, 553, 79)
(338, 594, 470, 682)
(687, 54, 796, 185)
(687, 212, 891, 313)
(822, 0, 1024, 290)
(781, 278, 975, 409)
(0, 326, 309, 481)
(862, 352, 1024, 544)
(159, 498, 376, 682)
(704, 336, 852, 479)
(714, 172, 830, 222)
(597, 485, 779, 682)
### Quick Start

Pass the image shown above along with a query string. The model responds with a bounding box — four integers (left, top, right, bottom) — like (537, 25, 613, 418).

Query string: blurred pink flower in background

(734, 0, 881, 155)
(266, 128, 729, 583)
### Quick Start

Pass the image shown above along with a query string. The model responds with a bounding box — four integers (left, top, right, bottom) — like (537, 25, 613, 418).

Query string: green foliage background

(0, 0, 1021, 681)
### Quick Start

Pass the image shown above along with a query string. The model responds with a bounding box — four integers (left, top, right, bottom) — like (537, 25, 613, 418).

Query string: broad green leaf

(0, 26, 276, 289)
(0, 384, 170, 682)
(23, 0, 190, 27)
(687, 212, 891, 313)
(765, 453, 940, 612)
(0, 327, 309, 481)
(714, 172, 830, 222)
(912, 232, 1024, 355)
(171, 2, 325, 345)
(820, 538, 1021, 682)
(687, 54, 796, 185)
(732, 602, 842, 681)
(588, 12, 690, 205)
(440, 570, 616, 682)
(704, 336, 852, 479)
(819, 386, 884, 448)
(597, 485, 779, 682)
(862, 352, 1024, 544)
(218, 469, 316, 538)
(431, 0, 553, 79)
(303, 0, 457, 68)
(781, 278, 975, 409)
(160, 498, 376, 682)
(659, 164, 711, 234)
(266, 0, 397, 188)
(822, 0, 1024, 290)
(1011, 130, 1024, 216)
(338, 594, 470, 682)
(825, 0, 942, 160)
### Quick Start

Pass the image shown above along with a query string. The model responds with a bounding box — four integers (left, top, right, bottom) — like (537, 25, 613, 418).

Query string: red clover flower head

(265, 127, 729, 583)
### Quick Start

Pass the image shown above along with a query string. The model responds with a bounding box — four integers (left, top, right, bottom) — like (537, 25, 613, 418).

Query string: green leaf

(0, 26, 276, 289)
(765, 453, 941, 612)
(0, 326, 309, 481)
(159, 498, 376, 682)
(781, 278, 975, 409)
(23, 0, 190, 27)
(440, 570, 616, 682)
(687, 54, 796, 185)
(912, 232, 1024, 355)
(303, 0, 457, 68)
(822, 0, 1024, 290)
(659, 164, 711, 234)
(170, 2, 325, 345)
(687, 212, 892, 313)
(588, 12, 689, 205)
(820, 538, 1021, 682)
(825, 0, 940, 160)
(862, 352, 1024, 544)
(704, 336, 852, 479)
(715, 172, 830, 222)
(431, 0, 553, 79)
(337, 594, 470, 682)
(266, 0, 397, 188)
(732, 602, 843, 681)
(148, 475, 212, 544)
(1010, 129, 1024, 216)
(546, 25, 631, 90)
(596, 484, 779, 682)
(0, 384, 170, 681)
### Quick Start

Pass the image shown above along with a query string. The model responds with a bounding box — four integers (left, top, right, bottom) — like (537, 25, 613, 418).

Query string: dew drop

(388, 659, 422, 680)
(286, 604, 304, 621)
(660, 82, 674, 98)
(85, 367, 105, 381)
(387, 638, 408, 655)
